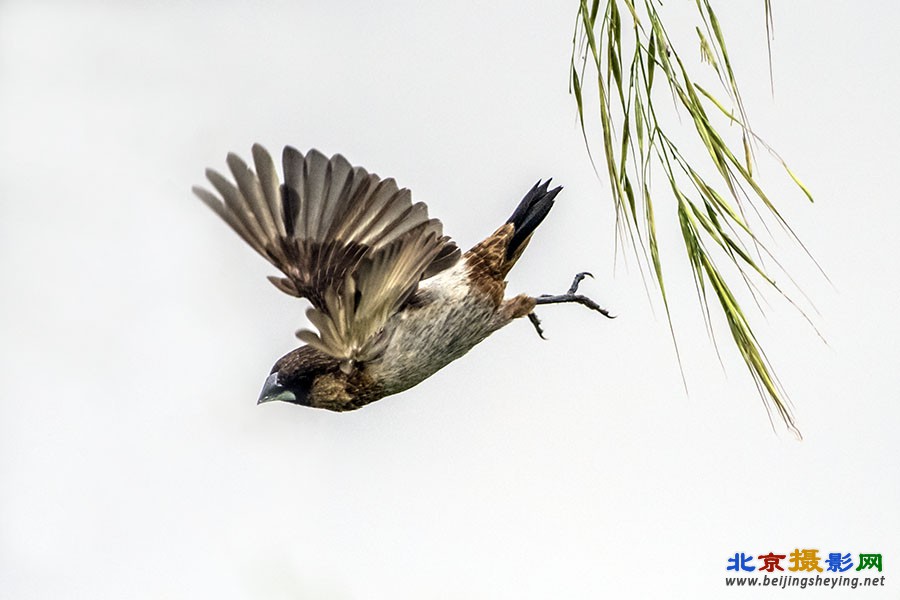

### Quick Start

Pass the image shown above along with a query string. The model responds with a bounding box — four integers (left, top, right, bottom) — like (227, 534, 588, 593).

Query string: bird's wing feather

(194, 144, 461, 360)
(297, 224, 444, 361)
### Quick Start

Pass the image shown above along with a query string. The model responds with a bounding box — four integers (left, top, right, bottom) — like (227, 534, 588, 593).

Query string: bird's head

(257, 345, 378, 411)
(257, 345, 337, 407)
(258, 368, 313, 407)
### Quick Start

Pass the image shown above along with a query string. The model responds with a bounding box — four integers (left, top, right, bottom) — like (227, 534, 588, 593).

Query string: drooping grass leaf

(570, 0, 817, 437)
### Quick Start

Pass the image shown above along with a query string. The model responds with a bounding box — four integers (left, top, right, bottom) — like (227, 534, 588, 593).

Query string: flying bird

(193, 145, 611, 411)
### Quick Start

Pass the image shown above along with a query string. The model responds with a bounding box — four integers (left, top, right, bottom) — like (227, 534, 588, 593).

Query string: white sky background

(1, 1, 898, 598)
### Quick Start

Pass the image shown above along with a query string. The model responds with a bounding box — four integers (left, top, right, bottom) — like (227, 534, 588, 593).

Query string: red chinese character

(758, 552, 786, 572)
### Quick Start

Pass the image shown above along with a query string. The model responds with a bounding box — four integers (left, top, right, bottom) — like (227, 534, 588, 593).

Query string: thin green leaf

(569, 0, 820, 436)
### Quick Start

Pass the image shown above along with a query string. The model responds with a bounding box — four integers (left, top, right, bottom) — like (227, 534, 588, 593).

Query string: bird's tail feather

(504, 180, 562, 265)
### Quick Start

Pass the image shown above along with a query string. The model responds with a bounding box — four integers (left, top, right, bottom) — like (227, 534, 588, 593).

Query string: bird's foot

(533, 272, 615, 318)
(527, 312, 546, 339)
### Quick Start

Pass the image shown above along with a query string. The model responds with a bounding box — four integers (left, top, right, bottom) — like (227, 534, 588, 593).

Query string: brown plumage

(193, 145, 610, 411)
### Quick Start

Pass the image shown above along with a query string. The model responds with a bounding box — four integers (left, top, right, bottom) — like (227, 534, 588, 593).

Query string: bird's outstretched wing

(193, 144, 460, 361)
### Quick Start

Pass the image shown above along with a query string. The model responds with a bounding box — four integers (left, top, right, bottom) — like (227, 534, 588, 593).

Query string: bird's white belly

(372, 262, 502, 395)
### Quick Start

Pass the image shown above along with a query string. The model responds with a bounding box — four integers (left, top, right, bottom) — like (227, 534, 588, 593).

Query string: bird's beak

(257, 372, 296, 405)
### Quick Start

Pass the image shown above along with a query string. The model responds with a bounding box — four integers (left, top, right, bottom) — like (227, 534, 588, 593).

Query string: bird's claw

(534, 272, 615, 319)
(527, 312, 547, 340)
(568, 271, 593, 295)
